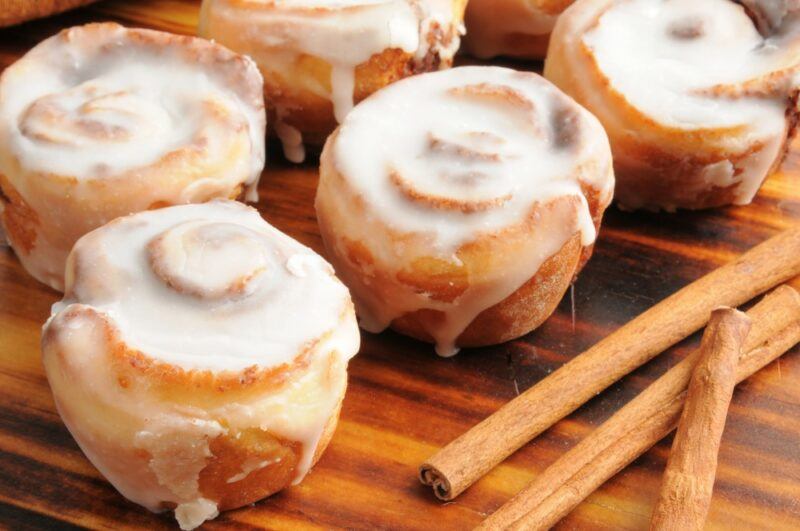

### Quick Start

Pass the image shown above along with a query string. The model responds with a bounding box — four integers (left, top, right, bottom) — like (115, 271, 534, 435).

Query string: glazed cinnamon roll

(315, 66, 614, 356)
(463, 0, 573, 59)
(42, 201, 360, 530)
(198, 0, 467, 162)
(0, 23, 266, 291)
(545, 0, 800, 211)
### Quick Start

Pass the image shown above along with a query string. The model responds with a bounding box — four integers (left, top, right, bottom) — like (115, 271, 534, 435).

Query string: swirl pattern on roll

(545, 0, 800, 211)
(42, 201, 359, 529)
(316, 66, 614, 355)
(0, 23, 266, 290)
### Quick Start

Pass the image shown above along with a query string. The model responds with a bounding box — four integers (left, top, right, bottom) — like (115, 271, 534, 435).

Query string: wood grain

(1, 1, 799, 529)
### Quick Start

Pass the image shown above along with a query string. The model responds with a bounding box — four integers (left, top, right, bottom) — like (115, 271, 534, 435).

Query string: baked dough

(0, 23, 266, 290)
(42, 201, 360, 529)
(316, 66, 614, 356)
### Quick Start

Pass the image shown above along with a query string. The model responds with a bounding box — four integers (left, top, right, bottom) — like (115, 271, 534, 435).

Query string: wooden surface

(1, 2, 800, 530)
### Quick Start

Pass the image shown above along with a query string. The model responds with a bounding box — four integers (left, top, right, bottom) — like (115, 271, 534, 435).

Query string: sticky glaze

(199, 0, 463, 161)
(547, 0, 800, 210)
(0, 23, 266, 290)
(43, 201, 360, 529)
(318, 66, 614, 355)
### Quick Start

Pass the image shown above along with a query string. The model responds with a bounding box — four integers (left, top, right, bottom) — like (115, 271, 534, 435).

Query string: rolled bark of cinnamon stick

(649, 308, 750, 531)
(477, 285, 800, 530)
(420, 227, 800, 501)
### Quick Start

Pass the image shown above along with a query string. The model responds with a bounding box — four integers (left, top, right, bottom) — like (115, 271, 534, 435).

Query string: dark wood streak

(0, 501, 85, 531)
(0, 1, 799, 530)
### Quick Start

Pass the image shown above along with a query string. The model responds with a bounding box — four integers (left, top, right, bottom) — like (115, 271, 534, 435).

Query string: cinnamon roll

(198, 0, 466, 162)
(0, 23, 266, 291)
(42, 201, 359, 530)
(463, 0, 573, 59)
(545, 0, 800, 211)
(315, 66, 614, 356)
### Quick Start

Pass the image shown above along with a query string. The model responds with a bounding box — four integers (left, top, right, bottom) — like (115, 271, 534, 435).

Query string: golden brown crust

(0, 173, 38, 254)
(45, 303, 350, 406)
(42, 303, 350, 512)
(392, 233, 583, 347)
(0, 0, 97, 27)
(198, 396, 342, 511)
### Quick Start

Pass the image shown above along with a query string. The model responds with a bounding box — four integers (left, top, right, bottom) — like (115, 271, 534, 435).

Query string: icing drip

(43, 201, 360, 528)
(320, 66, 614, 355)
(575, 0, 800, 206)
(175, 499, 219, 531)
(199, 0, 463, 162)
(331, 64, 358, 123)
(274, 110, 306, 163)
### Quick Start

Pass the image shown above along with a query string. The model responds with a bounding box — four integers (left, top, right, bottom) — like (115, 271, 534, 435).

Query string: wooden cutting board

(1, 2, 799, 529)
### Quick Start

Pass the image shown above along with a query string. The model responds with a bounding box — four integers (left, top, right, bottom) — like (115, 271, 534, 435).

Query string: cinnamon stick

(477, 285, 800, 530)
(420, 227, 800, 501)
(649, 308, 750, 531)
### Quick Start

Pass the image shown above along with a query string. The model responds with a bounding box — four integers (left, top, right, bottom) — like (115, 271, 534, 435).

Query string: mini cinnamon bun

(42, 200, 360, 530)
(463, 0, 573, 59)
(0, 23, 266, 291)
(315, 66, 614, 356)
(545, 0, 800, 211)
(198, 0, 466, 162)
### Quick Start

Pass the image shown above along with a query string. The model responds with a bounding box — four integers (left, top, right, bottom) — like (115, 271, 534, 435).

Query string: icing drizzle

(199, 0, 463, 161)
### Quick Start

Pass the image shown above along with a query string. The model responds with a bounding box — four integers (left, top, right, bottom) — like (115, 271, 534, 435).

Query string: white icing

(0, 24, 265, 191)
(320, 66, 614, 355)
(175, 498, 219, 531)
(274, 112, 306, 163)
(54, 201, 349, 372)
(583, 0, 796, 129)
(199, 0, 462, 161)
(42, 201, 360, 528)
(134, 417, 226, 499)
(0, 23, 267, 291)
(562, 0, 800, 207)
(464, 0, 559, 59)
